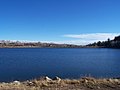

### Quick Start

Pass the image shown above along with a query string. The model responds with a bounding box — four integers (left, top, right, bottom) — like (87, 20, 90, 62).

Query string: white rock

(84, 79, 88, 83)
(53, 76, 61, 81)
(114, 79, 119, 83)
(44, 76, 52, 81)
(13, 81, 21, 85)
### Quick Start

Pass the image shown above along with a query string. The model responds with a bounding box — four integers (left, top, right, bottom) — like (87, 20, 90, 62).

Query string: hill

(0, 40, 82, 48)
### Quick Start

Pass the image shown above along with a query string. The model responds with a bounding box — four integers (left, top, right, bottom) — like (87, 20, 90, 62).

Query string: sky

(0, 0, 120, 45)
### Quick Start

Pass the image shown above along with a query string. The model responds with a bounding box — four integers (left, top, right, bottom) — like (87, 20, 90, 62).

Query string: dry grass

(0, 77, 120, 90)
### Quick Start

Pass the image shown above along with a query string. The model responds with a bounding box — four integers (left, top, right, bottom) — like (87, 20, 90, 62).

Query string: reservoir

(0, 48, 120, 82)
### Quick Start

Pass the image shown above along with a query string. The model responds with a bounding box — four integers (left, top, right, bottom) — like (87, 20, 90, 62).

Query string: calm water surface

(0, 48, 120, 82)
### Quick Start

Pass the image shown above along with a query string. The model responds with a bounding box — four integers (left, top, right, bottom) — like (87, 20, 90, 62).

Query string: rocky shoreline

(0, 76, 120, 90)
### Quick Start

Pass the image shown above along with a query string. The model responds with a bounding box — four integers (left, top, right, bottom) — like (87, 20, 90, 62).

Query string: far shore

(0, 45, 102, 48)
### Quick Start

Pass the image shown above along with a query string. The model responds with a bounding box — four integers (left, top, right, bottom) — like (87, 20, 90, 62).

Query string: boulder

(44, 76, 52, 81)
(13, 81, 21, 85)
(53, 76, 61, 81)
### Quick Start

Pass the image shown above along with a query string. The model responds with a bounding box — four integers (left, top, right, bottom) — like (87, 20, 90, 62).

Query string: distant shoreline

(0, 45, 103, 48)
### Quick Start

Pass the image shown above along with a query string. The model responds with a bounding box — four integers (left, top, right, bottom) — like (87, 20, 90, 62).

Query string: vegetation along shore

(0, 76, 120, 90)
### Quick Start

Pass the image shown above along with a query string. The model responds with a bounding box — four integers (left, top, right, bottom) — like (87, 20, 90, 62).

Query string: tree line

(86, 35, 120, 48)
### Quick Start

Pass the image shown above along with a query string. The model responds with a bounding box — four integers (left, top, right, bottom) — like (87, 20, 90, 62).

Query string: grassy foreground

(0, 76, 120, 90)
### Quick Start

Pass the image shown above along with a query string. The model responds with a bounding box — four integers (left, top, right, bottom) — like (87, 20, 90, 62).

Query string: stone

(84, 79, 88, 83)
(53, 76, 61, 81)
(97, 86, 100, 89)
(13, 81, 21, 85)
(114, 79, 119, 82)
(108, 79, 113, 83)
(44, 76, 52, 81)
(27, 81, 34, 86)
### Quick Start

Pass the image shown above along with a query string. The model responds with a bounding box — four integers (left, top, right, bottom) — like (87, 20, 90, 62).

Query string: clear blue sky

(0, 0, 120, 44)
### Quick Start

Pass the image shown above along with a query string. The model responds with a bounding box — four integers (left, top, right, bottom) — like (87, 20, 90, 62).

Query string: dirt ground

(0, 77, 120, 90)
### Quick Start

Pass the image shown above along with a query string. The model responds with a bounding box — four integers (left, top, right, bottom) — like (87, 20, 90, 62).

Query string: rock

(53, 76, 61, 81)
(1, 82, 6, 85)
(84, 79, 88, 83)
(13, 81, 21, 85)
(114, 79, 120, 84)
(97, 86, 100, 89)
(108, 79, 113, 83)
(114, 79, 119, 83)
(27, 81, 34, 86)
(44, 76, 52, 81)
(41, 83, 48, 87)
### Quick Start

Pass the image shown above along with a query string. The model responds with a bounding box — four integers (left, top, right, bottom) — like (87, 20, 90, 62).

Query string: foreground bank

(0, 76, 120, 90)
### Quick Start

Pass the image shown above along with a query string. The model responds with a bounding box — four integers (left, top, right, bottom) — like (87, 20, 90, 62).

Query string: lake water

(0, 48, 120, 82)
